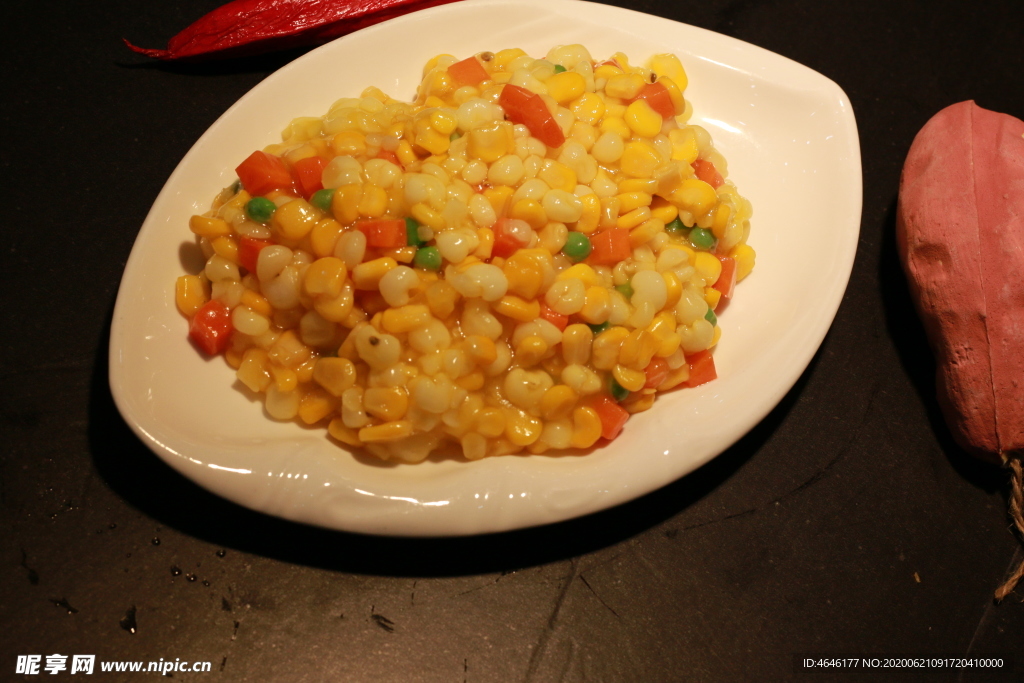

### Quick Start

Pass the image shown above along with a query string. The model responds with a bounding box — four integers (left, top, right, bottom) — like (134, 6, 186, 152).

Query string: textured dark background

(2, 0, 1023, 680)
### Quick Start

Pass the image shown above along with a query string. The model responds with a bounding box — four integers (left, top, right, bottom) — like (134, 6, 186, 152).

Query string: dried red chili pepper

(124, 0, 463, 60)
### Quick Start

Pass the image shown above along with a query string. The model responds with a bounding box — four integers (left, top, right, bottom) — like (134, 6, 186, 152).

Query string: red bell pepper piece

(538, 303, 568, 331)
(643, 357, 670, 390)
(713, 256, 737, 299)
(586, 228, 631, 266)
(124, 0, 465, 61)
(591, 395, 630, 441)
(448, 56, 489, 85)
(693, 158, 724, 189)
(630, 81, 675, 120)
(235, 150, 294, 197)
(238, 236, 275, 274)
(684, 351, 717, 388)
(190, 300, 234, 355)
(498, 84, 565, 149)
(356, 218, 408, 249)
(291, 155, 325, 198)
(490, 218, 533, 259)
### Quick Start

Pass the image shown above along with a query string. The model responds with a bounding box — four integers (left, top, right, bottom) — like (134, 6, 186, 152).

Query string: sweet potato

(896, 101, 1024, 464)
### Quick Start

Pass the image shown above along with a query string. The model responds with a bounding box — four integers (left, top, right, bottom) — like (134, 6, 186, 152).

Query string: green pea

(311, 188, 335, 213)
(704, 308, 718, 326)
(553, 64, 567, 73)
(689, 227, 717, 250)
(587, 321, 610, 335)
(245, 197, 277, 223)
(561, 231, 592, 262)
(614, 282, 634, 300)
(450, 131, 462, 141)
(405, 216, 425, 247)
(413, 245, 442, 271)
(609, 375, 629, 402)
(666, 217, 686, 233)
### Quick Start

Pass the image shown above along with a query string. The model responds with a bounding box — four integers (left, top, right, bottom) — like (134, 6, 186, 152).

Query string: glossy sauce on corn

(175, 45, 755, 463)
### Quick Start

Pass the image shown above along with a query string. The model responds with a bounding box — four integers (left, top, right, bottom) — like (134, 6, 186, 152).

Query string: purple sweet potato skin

(896, 101, 1024, 463)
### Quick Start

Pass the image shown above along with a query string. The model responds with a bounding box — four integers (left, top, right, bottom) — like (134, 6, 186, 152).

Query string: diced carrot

(498, 84, 565, 149)
(631, 82, 675, 120)
(355, 218, 407, 249)
(491, 217, 532, 258)
(292, 156, 325, 199)
(591, 395, 630, 441)
(376, 149, 400, 165)
(693, 159, 724, 189)
(684, 351, 717, 388)
(713, 256, 737, 299)
(238, 236, 274, 274)
(643, 357, 670, 389)
(587, 228, 632, 266)
(539, 303, 568, 331)
(448, 56, 489, 85)
(235, 150, 293, 197)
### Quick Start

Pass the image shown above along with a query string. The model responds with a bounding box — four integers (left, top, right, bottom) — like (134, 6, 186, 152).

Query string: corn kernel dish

(175, 45, 754, 463)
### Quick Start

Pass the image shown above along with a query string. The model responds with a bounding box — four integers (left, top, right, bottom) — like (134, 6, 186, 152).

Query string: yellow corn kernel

(711, 324, 722, 348)
(423, 279, 458, 319)
(503, 248, 549, 300)
(649, 53, 688, 91)
(430, 109, 458, 136)
(599, 115, 631, 139)
(474, 226, 494, 260)
(236, 348, 272, 392)
(363, 386, 410, 422)
(509, 199, 547, 229)
(381, 304, 431, 333)
(591, 326, 629, 369)
(210, 235, 239, 264)
(556, 264, 600, 287)
(175, 274, 209, 316)
(467, 121, 512, 163)
(310, 218, 343, 258)
(493, 295, 540, 322)
(540, 385, 578, 421)
(298, 387, 338, 425)
(648, 311, 682, 357)
(625, 99, 663, 138)
(618, 328, 658, 370)
(538, 161, 577, 192)
(658, 76, 686, 116)
(623, 391, 656, 414)
(331, 184, 362, 225)
(240, 289, 272, 317)
(650, 196, 678, 224)
(570, 406, 602, 448)
(270, 364, 298, 393)
(575, 193, 601, 234)
(410, 202, 446, 231)
(605, 72, 646, 100)
(385, 246, 417, 264)
(328, 417, 363, 447)
(492, 47, 527, 71)
(594, 63, 624, 80)
(483, 185, 514, 217)
(414, 122, 450, 156)
(313, 357, 357, 397)
(578, 286, 611, 324)
(710, 203, 732, 241)
(189, 215, 231, 238)
(661, 270, 682, 309)
(462, 335, 497, 366)
(515, 335, 549, 367)
(668, 128, 699, 164)
(331, 131, 367, 157)
(671, 178, 717, 215)
(617, 206, 652, 231)
(476, 407, 506, 438)
(457, 371, 486, 392)
(505, 411, 542, 447)
(314, 285, 355, 323)
(395, 140, 417, 168)
(359, 420, 414, 443)
(613, 364, 646, 392)
(628, 217, 662, 246)
(616, 191, 653, 213)
(704, 286, 723, 311)
(694, 251, 722, 285)
(729, 243, 756, 282)
(545, 71, 586, 104)
(274, 198, 320, 241)
(571, 92, 605, 125)
(357, 183, 388, 218)
(352, 257, 398, 290)
(561, 324, 593, 365)
(304, 257, 347, 298)
(224, 346, 243, 369)
(620, 141, 663, 178)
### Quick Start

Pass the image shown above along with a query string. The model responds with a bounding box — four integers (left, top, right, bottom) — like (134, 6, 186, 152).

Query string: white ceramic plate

(110, 0, 861, 536)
